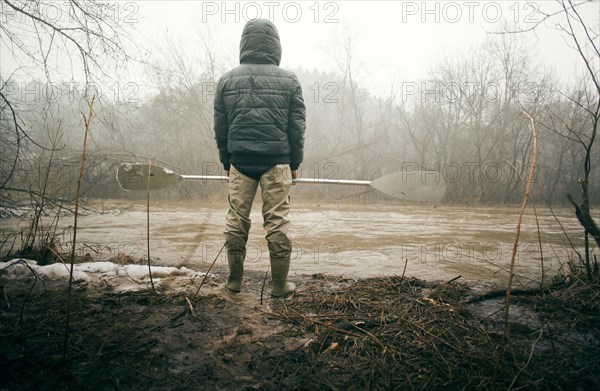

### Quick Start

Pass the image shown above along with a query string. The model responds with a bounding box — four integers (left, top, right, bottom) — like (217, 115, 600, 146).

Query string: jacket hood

(239, 19, 281, 66)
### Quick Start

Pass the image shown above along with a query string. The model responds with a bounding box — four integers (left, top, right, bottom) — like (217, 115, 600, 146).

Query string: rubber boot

(225, 240, 246, 293)
(270, 256, 296, 298)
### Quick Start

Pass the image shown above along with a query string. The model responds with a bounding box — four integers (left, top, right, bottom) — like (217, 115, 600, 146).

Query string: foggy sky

(0, 1, 597, 99)
(135, 0, 599, 96)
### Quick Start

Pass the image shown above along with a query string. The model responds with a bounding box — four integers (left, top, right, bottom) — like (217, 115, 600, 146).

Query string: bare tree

(0, 0, 136, 256)
(331, 30, 374, 179)
(521, 0, 600, 277)
(1, 0, 135, 198)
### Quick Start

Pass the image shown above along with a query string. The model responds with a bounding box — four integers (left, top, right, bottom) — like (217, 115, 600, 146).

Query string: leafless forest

(0, 1, 598, 265)
(1, 1, 598, 205)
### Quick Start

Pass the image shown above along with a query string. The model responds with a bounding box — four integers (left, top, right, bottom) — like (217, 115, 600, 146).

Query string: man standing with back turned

(213, 19, 306, 298)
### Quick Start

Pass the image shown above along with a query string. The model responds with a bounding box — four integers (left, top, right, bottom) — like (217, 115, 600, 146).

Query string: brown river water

(1, 199, 596, 287)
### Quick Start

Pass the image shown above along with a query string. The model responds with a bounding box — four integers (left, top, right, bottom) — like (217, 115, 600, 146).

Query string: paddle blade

(117, 163, 183, 191)
(370, 171, 446, 202)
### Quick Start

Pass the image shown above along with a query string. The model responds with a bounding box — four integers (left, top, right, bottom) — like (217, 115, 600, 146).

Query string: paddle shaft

(181, 175, 371, 186)
(118, 162, 446, 201)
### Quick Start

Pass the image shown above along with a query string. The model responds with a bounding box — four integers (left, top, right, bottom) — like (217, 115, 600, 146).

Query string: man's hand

(225, 171, 230, 177)
(291, 170, 298, 180)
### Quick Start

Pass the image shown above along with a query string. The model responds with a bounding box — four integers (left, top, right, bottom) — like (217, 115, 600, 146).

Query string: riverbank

(1, 263, 598, 390)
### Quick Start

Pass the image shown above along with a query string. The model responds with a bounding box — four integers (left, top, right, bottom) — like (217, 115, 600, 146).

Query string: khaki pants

(224, 164, 293, 258)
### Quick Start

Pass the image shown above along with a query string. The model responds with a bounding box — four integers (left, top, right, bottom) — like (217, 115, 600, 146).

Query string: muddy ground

(1, 265, 599, 390)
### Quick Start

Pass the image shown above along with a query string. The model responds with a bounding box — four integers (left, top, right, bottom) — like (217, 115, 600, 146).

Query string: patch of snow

(1, 259, 213, 293)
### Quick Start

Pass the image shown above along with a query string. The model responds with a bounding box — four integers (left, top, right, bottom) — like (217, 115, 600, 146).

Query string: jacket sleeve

(287, 78, 306, 171)
(213, 78, 231, 171)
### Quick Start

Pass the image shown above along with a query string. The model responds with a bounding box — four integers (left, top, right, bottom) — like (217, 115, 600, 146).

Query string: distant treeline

(1, 34, 598, 208)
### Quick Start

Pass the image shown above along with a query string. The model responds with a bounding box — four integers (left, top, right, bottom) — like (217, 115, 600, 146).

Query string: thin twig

(192, 243, 225, 300)
(147, 161, 156, 294)
(531, 200, 545, 289)
(503, 110, 538, 338)
(1, 259, 45, 326)
(260, 266, 270, 305)
(508, 329, 544, 390)
(63, 95, 95, 361)
(184, 296, 196, 317)
(494, 109, 537, 387)
(400, 258, 408, 284)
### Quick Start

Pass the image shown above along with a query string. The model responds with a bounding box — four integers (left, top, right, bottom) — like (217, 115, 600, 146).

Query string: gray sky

(135, 0, 599, 96)
(1, 1, 597, 100)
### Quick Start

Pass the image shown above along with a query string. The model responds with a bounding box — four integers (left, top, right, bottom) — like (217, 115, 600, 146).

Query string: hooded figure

(214, 19, 306, 298)
(214, 18, 305, 173)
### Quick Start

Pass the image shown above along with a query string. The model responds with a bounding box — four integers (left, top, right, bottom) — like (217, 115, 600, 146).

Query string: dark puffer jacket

(213, 19, 306, 171)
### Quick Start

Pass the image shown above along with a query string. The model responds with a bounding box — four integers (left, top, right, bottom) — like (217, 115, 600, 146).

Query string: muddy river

(1, 200, 596, 287)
